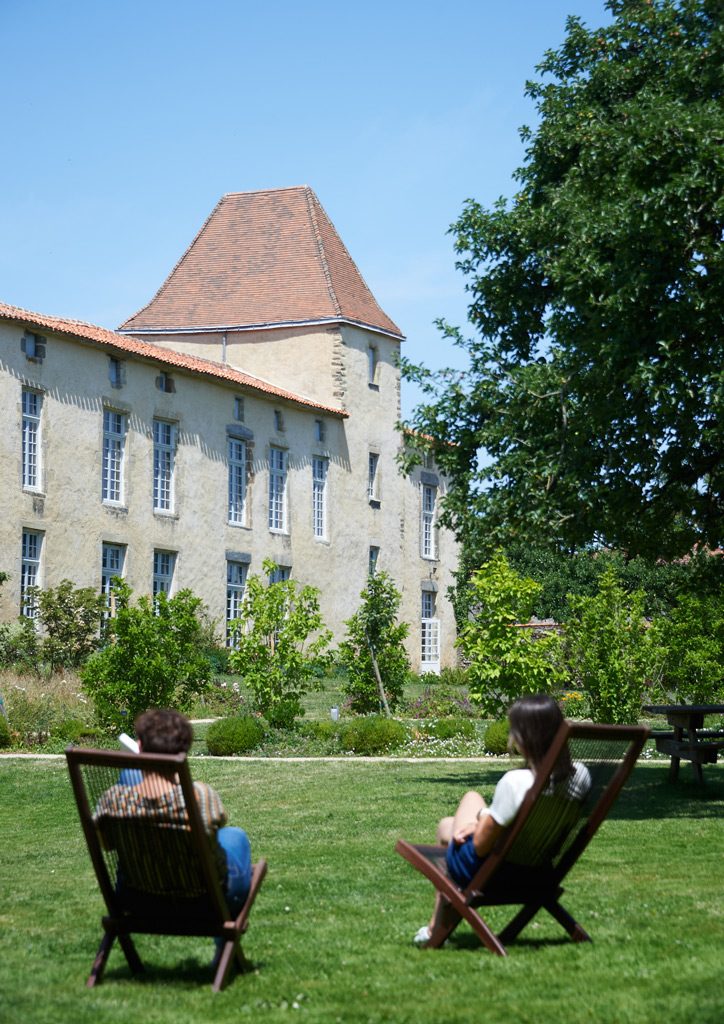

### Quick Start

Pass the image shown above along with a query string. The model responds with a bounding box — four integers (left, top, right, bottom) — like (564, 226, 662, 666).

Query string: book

(118, 732, 139, 754)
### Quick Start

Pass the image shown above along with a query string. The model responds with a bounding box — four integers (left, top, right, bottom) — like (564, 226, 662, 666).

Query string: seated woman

(414, 693, 589, 945)
(95, 708, 252, 919)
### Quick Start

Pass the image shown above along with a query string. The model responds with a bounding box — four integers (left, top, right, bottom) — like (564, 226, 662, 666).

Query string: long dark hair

(508, 694, 571, 780)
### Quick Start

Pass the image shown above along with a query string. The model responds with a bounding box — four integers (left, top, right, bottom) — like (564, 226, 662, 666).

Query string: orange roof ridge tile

(0, 300, 347, 417)
(118, 187, 403, 339)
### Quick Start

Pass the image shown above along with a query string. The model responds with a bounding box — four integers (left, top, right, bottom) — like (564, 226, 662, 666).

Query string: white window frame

(21, 389, 42, 491)
(153, 419, 176, 513)
(228, 438, 247, 526)
(421, 484, 437, 559)
(368, 452, 380, 502)
(101, 543, 126, 612)
(312, 456, 328, 539)
(268, 447, 287, 532)
(421, 591, 441, 674)
(102, 410, 126, 505)
(226, 560, 248, 647)
(21, 529, 43, 618)
(153, 549, 175, 600)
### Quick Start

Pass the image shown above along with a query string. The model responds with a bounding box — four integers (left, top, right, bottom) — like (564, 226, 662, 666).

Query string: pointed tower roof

(119, 186, 403, 339)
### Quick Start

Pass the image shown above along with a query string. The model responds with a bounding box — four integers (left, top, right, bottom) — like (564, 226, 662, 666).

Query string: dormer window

(155, 371, 175, 393)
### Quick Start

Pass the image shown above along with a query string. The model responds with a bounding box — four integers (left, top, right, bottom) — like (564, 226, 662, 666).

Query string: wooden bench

(644, 705, 724, 783)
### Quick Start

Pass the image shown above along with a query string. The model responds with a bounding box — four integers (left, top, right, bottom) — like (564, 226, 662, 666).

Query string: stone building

(0, 186, 458, 671)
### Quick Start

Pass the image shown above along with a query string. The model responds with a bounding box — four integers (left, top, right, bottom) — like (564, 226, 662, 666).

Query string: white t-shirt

(488, 762, 591, 827)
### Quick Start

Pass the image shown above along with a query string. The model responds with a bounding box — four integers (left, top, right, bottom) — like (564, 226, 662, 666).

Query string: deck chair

(66, 746, 267, 992)
(395, 721, 648, 955)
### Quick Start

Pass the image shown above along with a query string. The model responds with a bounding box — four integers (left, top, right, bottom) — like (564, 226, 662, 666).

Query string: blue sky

(1, 0, 610, 417)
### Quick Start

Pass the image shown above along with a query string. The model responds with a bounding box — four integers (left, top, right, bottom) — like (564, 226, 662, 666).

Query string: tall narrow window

(153, 419, 176, 512)
(102, 410, 126, 504)
(421, 484, 437, 559)
(269, 564, 291, 584)
(21, 529, 42, 617)
(421, 591, 440, 673)
(312, 456, 328, 539)
(368, 345, 379, 387)
(368, 452, 380, 502)
(153, 550, 175, 599)
(228, 438, 247, 525)
(226, 560, 248, 647)
(369, 546, 380, 576)
(268, 447, 287, 532)
(21, 389, 42, 490)
(101, 543, 126, 611)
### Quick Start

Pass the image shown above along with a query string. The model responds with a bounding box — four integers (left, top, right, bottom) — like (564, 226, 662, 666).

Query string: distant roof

(0, 301, 346, 416)
(119, 186, 403, 339)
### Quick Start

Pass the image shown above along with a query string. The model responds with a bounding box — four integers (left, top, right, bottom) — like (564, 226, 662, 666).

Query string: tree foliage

(29, 580, 107, 671)
(228, 561, 333, 727)
(402, 0, 724, 560)
(458, 551, 566, 717)
(339, 572, 410, 714)
(81, 582, 212, 731)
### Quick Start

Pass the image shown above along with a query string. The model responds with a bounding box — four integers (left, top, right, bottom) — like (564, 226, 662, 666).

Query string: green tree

(228, 561, 332, 727)
(457, 551, 566, 718)
(649, 592, 724, 703)
(29, 579, 107, 671)
(402, 0, 724, 561)
(81, 582, 212, 731)
(564, 567, 662, 723)
(339, 572, 410, 714)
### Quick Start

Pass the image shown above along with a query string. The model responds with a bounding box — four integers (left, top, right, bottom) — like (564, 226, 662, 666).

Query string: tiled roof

(119, 186, 403, 339)
(0, 301, 347, 416)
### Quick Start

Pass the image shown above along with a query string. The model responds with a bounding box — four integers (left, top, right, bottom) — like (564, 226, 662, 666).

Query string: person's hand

(452, 821, 476, 845)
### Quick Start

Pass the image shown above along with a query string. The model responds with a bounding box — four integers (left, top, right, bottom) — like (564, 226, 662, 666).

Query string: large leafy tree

(403, 0, 724, 560)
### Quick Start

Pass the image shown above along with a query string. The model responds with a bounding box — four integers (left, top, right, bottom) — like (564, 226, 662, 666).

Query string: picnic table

(643, 704, 724, 783)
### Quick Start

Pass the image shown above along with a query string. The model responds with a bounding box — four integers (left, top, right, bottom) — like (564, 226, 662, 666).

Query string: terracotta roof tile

(0, 301, 347, 417)
(118, 186, 403, 339)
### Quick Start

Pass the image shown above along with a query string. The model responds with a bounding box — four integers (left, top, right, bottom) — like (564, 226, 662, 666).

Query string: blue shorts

(446, 836, 487, 887)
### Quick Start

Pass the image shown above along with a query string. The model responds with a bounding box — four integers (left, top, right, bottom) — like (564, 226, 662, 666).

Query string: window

(314, 419, 326, 443)
(269, 564, 291, 584)
(268, 447, 287, 531)
(228, 438, 247, 525)
(368, 345, 379, 388)
(21, 389, 42, 490)
(312, 456, 328, 539)
(226, 560, 248, 646)
(102, 410, 126, 504)
(368, 452, 380, 502)
(155, 372, 175, 393)
(109, 357, 124, 388)
(21, 529, 42, 617)
(22, 331, 45, 362)
(153, 550, 175, 599)
(234, 396, 245, 422)
(421, 591, 440, 673)
(421, 484, 437, 559)
(101, 543, 125, 611)
(369, 546, 380, 575)
(274, 410, 285, 433)
(153, 419, 176, 512)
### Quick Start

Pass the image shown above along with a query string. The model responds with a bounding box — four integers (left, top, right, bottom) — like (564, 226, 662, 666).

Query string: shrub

(559, 690, 588, 719)
(0, 619, 39, 671)
(438, 666, 469, 688)
(484, 719, 510, 755)
(0, 714, 10, 748)
(339, 572, 410, 714)
(28, 580, 107, 671)
(340, 715, 408, 755)
(54, 718, 100, 744)
(206, 715, 265, 756)
(228, 561, 332, 727)
(404, 685, 476, 719)
(458, 552, 567, 718)
(299, 720, 341, 741)
(649, 593, 724, 704)
(81, 582, 213, 731)
(564, 567, 662, 723)
(418, 718, 475, 741)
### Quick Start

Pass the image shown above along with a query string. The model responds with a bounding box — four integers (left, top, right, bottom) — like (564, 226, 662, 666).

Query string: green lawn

(1, 757, 722, 1024)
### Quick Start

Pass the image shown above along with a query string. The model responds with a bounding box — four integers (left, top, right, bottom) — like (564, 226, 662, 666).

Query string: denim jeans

(217, 826, 252, 915)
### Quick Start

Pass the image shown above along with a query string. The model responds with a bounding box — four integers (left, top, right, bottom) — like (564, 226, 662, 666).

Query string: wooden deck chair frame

(396, 721, 648, 955)
(66, 746, 267, 992)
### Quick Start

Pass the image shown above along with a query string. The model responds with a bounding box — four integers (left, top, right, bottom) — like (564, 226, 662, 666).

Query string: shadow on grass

(100, 955, 264, 989)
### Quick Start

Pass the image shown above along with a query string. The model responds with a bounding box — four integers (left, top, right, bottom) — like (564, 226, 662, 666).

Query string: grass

(1, 756, 722, 1024)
